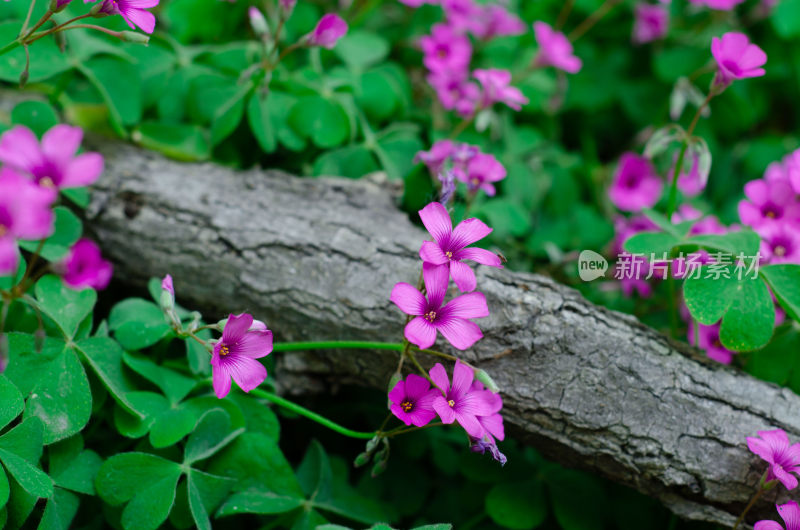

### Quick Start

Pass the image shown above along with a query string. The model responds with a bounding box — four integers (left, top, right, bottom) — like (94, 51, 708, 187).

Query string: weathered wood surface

(82, 139, 798, 527)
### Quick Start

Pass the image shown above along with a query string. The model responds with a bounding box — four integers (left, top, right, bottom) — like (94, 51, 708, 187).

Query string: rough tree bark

(82, 139, 795, 528)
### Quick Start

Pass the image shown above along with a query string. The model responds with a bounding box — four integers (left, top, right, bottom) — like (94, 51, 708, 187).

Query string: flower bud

(0, 334, 7, 373)
(474, 368, 500, 393)
(120, 31, 150, 45)
(248, 7, 269, 38)
(353, 452, 371, 468)
(34, 328, 46, 353)
(50, 0, 72, 12)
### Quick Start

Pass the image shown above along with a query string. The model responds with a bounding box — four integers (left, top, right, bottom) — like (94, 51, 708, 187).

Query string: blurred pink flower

(420, 24, 472, 74)
(0, 168, 55, 274)
(0, 125, 103, 190)
(61, 239, 113, 290)
(633, 3, 669, 44)
(608, 153, 663, 212)
(308, 14, 348, 49)
(738, 178, 800, 231)
(456, 152, 506, 197)
(688, 321, 735, 364)
(533, 21, 582, 74)
(711, 32, 766, 87)
(747, 429, 800, 490)
(755, 502, 800, 530)
(759, 224, 800, 265)
(473, 68, 528, 111)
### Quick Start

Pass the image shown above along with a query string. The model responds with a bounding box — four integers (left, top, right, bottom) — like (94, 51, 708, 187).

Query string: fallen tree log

(82, 139, 797, 527)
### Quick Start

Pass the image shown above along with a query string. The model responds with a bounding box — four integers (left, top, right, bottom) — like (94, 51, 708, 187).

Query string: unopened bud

(354, 452, 371, 468)
(34, 328, 46, 353)
(18, 68, 28, 89)
(474, 368, 500, 393)
(50, 0, 71, 12)
(248, 7, 269, 38)
(371, 459, 387, 477)
(365, 436, 380, 453)
(160, 290, 174, 312)
(120, 31, 149, 45)
(0, 334, 8, 372)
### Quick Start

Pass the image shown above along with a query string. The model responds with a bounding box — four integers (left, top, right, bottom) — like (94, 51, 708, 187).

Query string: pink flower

(456, 152, 506, 197)
(429, 360, 495, 437)
(755, 502, 800, 530)
(633, 4, 669, 44)
(60, 239, 113, 290)
(0, 125, 103, 190)
(90, 0, 159, 34)
(388, 374, 439, 427)
(688, 321, 735, 364)
(418, 202, 503, 292)
(608, 153, 663, 212)
(711, 32, 767, 87)
(161, 274, 174, 296)
(473, 5, 526, 40)
(308, 14, 348, 49)
(689, 0, 745, 9)
(428, 71, 480, 116)
(760, 224, 800, 265)
(533, 21, 582, 74)
(473, 68, 528, 111)
(471, 380, 504, 444)
(211, 313, 273, 398)
(738, 178, 800, 231)
(0, 168, 56, 274)
(747, 429, 800, 490)
(441, 0, 484, 35)
(420, 24, 472, 74)
(783, 150, 800, 195)
(674, 152, 707, 198)
(390, 263, 489, 350)
(415, 140, 456, 175)
(279, 0, 296, 13)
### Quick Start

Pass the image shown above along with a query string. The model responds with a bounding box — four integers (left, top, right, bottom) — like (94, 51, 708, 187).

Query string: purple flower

(456, 152, 506, 197)
(473, 68, 528, 111)
(438, 169, 457, 205)
(415, 140, 456, 175)
(633, 4, 669, 44)
(279, 0, 296, 14)
(420, 24, 472, 75)
(760, 224, 800, 265)
(0, 168, 56, 274)
(688, 321, 735, 364)
(675, 151, 707, 198)
(441, 0, 484, 35)
(0, 125, 103, 190)
(211, 313, 273, 398)
(90, 0, 159, 34)
(428, 71, 480, 116)
(533, 21, 582, 74)
(711, 32, 767, 87)
(738, 178, 800, 231)
(390, 263, 489, 350)
(473, 5, 526, 40)
(755, 502, 800, 530)
(429, 360, 494, 437)
(470, 438, 507, 465)
(418, 202, 503, 292)
(747, 429, 800, 490)
(608, 153, 663, 212)
(388, 374, 438, 427)
(472, 380, 504, 443)
(60, 239, 113, 290)
(308, 14, 348, 49)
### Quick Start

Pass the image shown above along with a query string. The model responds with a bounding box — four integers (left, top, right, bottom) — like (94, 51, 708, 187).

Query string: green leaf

(269, 90, 306, 151)
(6, 472, 37, 528)
(685, 230, 761, 258)
(113, 391, 168, 439)
(546, 469, 608, 530)
(48, 438, 102, 495)
(313, 145, 378, 179)
(486, 481, 546, 529)
(745, 325, 800, 385)
(297, 440, 332, 502)
(109, 298, 172, 351)
(187, 469, 235, 530)
(96, 452, 182, 530)
(75, 337, 144, 418)
(333, 31, 390, 70)
(0, 417, 44, 468)
(34, 275, 96, 339)
(0, 376, 23, 431)
(37, 488, 79, 530)
(772, 0, 800, 38)
(227, 393, 280, 440)
(0, 470, 7, 511)
(761, 265, 800, 323)
(0, 449, 53, 499)
(123, 352, 196, 404)
(210, 84, 249, 146)
(623, 231, 681, 257)
(206, 433, 303, 497)
(684, 269, 775, 351)
(183, 409, 243, 465)
(150, 407, 197, 449)
(0, 22, 71, 82)
(11, 101, 58, 137)
(375, 132, 424, 180)
(79, 56, 142, 135)
(288, 96, 349, 149)
(216, 490, 304, 517)
(133, 122, 211, 162)
(357, 69, 400, 121)
(247, 93, 276, 153)
(61, 188, 91, 209)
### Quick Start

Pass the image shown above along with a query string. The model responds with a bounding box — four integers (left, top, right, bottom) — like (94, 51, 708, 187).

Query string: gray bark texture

(81, 138, 798, 528)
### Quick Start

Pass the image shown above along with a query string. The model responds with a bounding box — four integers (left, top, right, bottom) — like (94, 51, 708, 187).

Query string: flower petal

(778, 501, 800, 530)
(0, 126, 42, 172)
(479, 413, 505, 441)
(449, 260, 476, 292)
(390, 282, 426, 316)
(450, 217, 492, 250)
(435, 316, 483, 350)
(442, 292, 489, 320)
(388, 379, 406, 405)
(222, 313, 253, 343)
(41, 124, 82, 163)
(0, 237, 19, 276)
(63, 153, 104, 188)
(450, 360, 474, 397)
(422, 262, 449, 309)
(428, 363, 450, 393)
(432, 396, 456, 423)
(404, 316, 437, 349)
(404, 373, 432, 400)
(233, 330, 273, 359)
(419, 240, 449, 265)
(419, 202, 452, 245)
(456, 247, 503, 267)
(754, 521, 784, 530)
(227, 356, 268, 393)
(454, 410, 484, 438)
(211, 356, 232, 399)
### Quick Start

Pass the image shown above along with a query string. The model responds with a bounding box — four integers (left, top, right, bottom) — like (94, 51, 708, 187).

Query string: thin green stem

(0, 40, 21, 57)
(568, 0, 621, 42)
(555, 0, 575, 29)
(449, 115, 475, 139)
(249, 388, 377, 439)
(732, 486, 765, 530)
(272, 341, 405, 353)
(22, 9, 52, 39)
(20, 0, 37, 36)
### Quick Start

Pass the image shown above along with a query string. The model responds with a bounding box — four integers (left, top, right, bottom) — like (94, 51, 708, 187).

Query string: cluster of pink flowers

(747, 429, 800, 529)
(632, 3, 669, 45)
(0, 124, 112, 290)
(389, 202, 505, 462)
(389, 361, 505, 463)
(407, 0, 528, 116)
(415, 140, 507, 200)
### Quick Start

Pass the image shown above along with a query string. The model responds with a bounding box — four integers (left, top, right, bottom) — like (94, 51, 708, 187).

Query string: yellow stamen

(401, 400, 413, 412)
(447, 399, 455, 407)
(39, 176, 54, 188)
(220, 345, 230, 356)
(775, 245, 787, 257)
(424, 311, 437, 323)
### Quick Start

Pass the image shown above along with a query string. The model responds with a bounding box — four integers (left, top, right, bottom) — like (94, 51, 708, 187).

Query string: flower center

(424, 310, 437, 323)
(401, 400, 413, 412)
(447, 399, 455, 407)
(38, 176, 55, 189)
(445, 251, 453, 259)
(470, 177, 480, 187)
(775, 245, 787, 257)
(220, 345, 230, 356)
(0, 224, 6, 238)
(712, 339, 722, 349)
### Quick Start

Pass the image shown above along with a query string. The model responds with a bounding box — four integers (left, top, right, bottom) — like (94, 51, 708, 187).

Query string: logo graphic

(578, 250, 608, 282)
